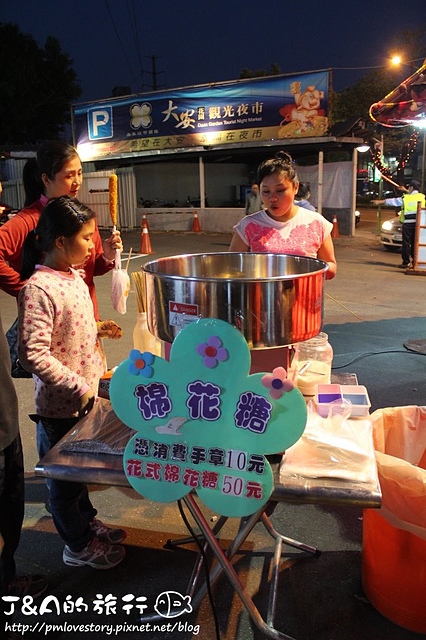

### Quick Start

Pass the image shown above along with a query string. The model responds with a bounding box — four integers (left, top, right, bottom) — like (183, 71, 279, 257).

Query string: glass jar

(292, 332, 333, 396)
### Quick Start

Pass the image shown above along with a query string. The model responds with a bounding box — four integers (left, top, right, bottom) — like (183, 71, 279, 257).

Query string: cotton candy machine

(142, 252, 328, 349)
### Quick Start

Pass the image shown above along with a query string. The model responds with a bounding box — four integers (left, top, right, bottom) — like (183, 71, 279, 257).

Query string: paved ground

(3, 213, 426, 640)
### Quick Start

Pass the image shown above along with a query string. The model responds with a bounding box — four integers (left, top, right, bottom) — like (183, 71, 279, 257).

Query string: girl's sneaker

(7, 574, 48, 598)
(90, 518, 126, 544)
(63, 537, 125, 569)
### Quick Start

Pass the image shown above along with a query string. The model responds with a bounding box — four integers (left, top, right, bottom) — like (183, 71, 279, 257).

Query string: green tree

(332, 69, 397, 124)
(0, 23, 82, 144)
(332, 68, 413, 156)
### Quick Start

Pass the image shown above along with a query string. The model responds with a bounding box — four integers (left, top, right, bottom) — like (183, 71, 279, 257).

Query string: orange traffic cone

(139, 215, 154, 254)
(192, 210, 202, 232)
(331, 214, 340, 238)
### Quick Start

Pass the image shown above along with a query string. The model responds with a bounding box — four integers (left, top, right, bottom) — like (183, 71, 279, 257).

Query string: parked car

(380, 216, 402, 251)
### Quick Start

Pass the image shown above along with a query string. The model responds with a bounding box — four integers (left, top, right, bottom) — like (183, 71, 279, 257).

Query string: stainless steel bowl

(142, 252, 328, 348)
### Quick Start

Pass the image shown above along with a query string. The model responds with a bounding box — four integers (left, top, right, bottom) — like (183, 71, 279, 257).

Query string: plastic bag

(60, 397, 135, 456)
(280, 400, 378, 484)
(6, 318, 32, 378)
(111, 249, 130, 314)
(370, 405, 426, 541)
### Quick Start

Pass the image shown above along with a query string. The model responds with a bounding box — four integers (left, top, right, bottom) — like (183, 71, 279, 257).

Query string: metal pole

(317, 151, 324, 214)
(199, 157, 205, 209)
(421, 128, 426, 194)
(377, 135, 384, 232)
(351, 149, 357, 236)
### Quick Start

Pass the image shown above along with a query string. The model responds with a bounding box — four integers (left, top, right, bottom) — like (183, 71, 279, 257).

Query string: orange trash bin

(362, 508, 426, 634)
(362, 405, 426, 634)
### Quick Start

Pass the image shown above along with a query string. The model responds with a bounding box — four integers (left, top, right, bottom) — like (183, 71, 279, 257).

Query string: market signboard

(72, 72, 329, 161)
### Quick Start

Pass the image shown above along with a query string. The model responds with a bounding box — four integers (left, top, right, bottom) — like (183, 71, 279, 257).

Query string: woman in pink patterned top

(17, 196, 127, 570)
(230, 152, 337, 280)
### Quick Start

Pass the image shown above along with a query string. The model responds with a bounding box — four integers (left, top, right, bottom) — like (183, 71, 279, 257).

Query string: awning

(369, 60, 426, 127)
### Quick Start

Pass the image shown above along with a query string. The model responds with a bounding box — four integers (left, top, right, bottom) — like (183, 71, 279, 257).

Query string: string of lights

(370, 131, 419, 188)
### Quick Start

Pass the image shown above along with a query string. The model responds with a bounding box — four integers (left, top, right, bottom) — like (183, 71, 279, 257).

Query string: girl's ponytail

(21, 230, 43, 280)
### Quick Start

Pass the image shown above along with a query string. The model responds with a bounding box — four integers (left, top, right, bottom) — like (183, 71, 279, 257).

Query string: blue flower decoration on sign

(128, 349, 155, 377)
(110, 318, 307, 518)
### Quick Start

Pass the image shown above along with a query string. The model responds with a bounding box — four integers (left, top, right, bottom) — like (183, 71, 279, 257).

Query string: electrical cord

(177, 499, 221, 640)
(103, 0, 140, 89)
(332, 348, 426, 370)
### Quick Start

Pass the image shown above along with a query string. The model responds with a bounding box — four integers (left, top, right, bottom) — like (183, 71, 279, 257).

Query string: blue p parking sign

(87, 107, 113, 140)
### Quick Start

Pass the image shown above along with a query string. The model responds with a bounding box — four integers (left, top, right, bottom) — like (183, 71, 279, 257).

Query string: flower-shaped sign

(130, 103, 152, 129)
(110, 318, 307, 517)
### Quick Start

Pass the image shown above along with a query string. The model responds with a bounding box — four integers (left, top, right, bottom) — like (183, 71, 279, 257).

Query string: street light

(390, 55, 403, 66)
(390, 55, 425, 73)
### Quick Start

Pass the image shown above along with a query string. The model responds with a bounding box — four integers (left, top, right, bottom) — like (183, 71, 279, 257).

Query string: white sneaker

(63, 537, 125, 569)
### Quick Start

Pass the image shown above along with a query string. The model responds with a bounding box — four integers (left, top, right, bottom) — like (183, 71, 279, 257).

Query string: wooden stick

(125, 247, 133, 271)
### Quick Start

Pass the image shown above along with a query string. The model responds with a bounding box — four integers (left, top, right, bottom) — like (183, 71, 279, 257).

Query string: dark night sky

(2, 0, 425, 103)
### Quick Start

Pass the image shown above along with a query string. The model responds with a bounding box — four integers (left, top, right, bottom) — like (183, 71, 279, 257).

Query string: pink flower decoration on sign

(196, 336, 228, 368)
(261, 366, 294, 400)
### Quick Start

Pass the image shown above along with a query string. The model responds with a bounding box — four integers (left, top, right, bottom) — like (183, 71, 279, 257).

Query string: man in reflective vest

(374, 180, 425, 268)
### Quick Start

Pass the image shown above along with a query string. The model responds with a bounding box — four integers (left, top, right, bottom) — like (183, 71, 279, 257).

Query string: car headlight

(381, 220, 394, 231)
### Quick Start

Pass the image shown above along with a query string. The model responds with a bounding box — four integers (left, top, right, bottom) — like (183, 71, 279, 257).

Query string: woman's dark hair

(22, 141, 79, 205)
(297, 182, 311, 199)
(21, 196, 96, 279)
(23, 158, 43, 206)
(257, 151, 298, 186)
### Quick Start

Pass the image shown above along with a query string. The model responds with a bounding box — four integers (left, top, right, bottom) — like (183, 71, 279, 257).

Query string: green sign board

(110, 318, 307, 517)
